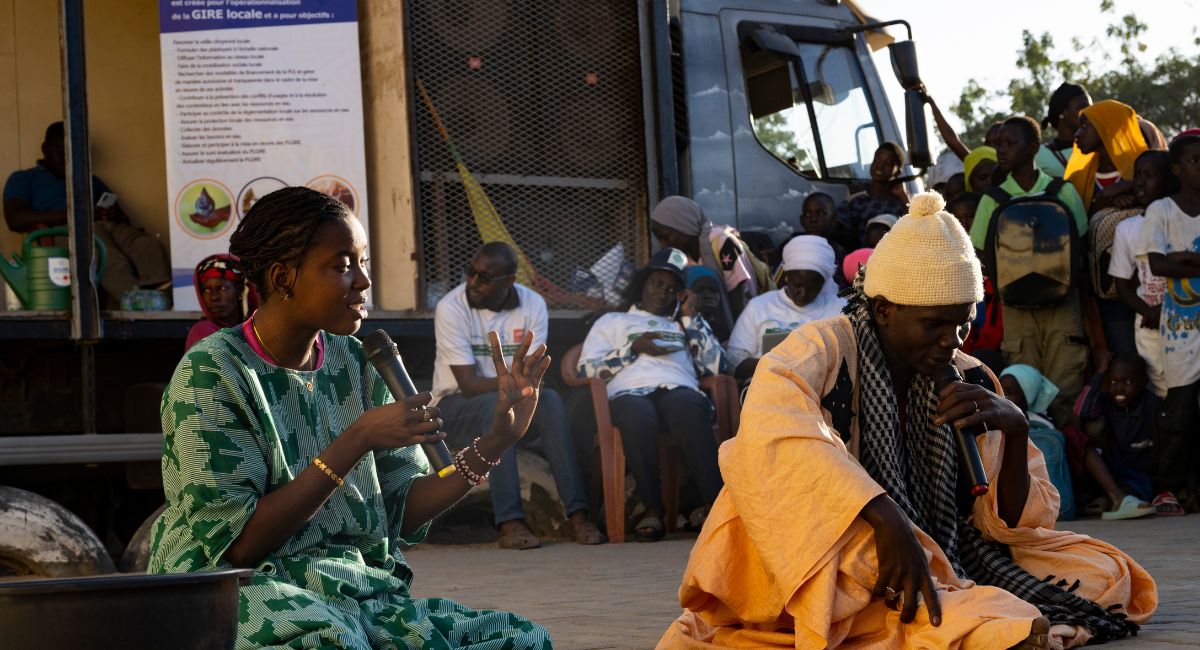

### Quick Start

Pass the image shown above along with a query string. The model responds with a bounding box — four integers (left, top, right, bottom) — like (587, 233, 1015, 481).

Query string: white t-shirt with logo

(579, 307, 700, 398)
(726, 288, 847, 367)
(1137, 197, 1200, 388)
(431, 283, 547, 403)
(1108, 215, 1165, 306)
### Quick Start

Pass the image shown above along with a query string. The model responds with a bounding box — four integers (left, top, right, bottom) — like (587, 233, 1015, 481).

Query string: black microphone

(932, 364, 989, 497)
(361, 329, 456, 478)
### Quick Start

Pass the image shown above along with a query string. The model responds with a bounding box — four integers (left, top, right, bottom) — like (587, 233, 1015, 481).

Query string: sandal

(1101, 494, 1155, 520)
(634, 515, 665, 543)
(572, 519, 606, 545)
(1151, 492, 1186, 517)
(497, 520, 542, 550)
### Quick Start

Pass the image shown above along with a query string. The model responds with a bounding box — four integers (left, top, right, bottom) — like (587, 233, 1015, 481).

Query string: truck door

(711, 10, 903, 235)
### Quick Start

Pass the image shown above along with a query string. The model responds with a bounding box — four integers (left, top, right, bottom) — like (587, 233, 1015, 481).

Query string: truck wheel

(0, 486, 116, 578)
(118, 503, 166, 573)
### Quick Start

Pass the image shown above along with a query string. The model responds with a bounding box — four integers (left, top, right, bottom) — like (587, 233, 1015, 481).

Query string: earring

(281, 290, 292, 301)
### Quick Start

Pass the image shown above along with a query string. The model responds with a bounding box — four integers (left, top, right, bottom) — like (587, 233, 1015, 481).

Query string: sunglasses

(465, 266, 515, 285)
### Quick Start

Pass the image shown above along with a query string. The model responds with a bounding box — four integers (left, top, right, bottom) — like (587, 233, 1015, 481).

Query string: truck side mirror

(888, 40, 920, 91)
(888, 41, 930, 168)
(903, 89, 932, 168)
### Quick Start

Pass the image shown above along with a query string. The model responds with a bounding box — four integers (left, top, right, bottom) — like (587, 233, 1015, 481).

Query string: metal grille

(409, 0, 650, 309)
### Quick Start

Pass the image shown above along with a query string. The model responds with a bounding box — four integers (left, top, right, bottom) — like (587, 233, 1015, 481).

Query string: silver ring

(972, 400, 980, 413)
(421, 407, 433, 422)
(884, 587, 898, 597)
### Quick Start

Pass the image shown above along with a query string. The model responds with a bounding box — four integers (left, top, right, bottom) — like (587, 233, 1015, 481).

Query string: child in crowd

(1002, 364, 1153, 520)
(947, 192, 980, 232)
(1077, 356, 1161, 512)
(1137, 130, 1200, 515)
(862, 213, 897, 248)
(800, 192, 851, 271)
(963, 146, 998, 194)
(1109, 150, 1174, 397)
(185, 254, 258, 350)
(949, 193, 1002, 356)
(999, 365, 1075, 520)
(685, 266, 733, 343)
(840, 142, 909, 245)
(942, 172, 966, 202)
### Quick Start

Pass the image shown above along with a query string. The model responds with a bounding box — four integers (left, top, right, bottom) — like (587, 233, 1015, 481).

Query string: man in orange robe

(660, 193, 1156, 649)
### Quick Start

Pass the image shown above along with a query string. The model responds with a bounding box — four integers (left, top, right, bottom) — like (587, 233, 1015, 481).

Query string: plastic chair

(560, 343, 740, 543)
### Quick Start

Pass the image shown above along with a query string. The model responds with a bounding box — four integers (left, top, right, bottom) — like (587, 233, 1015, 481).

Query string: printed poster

(158, 0, 368, 309)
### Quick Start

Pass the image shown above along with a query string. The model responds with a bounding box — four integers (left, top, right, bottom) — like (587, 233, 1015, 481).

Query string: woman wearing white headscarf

(727, 235, 846, 380)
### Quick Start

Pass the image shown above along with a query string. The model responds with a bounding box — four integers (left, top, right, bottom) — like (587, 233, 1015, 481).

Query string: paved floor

(407, 515, 1199, 649)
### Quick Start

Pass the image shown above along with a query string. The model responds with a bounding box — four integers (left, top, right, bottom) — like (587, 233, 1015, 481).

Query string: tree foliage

(952, 2, 1200, 146)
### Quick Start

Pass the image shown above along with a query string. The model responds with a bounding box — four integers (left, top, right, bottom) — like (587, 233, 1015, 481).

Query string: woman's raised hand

(490, 330, 551, 444)
(349, 392, 445, 453)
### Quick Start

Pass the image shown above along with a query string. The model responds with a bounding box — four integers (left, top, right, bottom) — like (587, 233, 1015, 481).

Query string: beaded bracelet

(453, 448, 489, 486)
(313, 456, 344, 487)
(471, 436, 503, 468)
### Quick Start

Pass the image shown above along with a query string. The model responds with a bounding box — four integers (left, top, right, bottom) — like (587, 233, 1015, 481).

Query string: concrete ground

(407, 515, 1198, 649)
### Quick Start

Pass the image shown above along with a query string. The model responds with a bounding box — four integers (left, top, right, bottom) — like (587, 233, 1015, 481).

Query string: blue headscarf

(1000, 364, 1060, 415)
(685, 265, 720, 287)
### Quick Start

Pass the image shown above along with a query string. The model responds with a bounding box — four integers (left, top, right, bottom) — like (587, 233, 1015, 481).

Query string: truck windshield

(743, 39, 881, 181)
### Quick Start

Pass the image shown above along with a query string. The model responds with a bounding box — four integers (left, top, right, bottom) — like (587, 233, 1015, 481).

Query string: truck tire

(118, 503, 166, 573)
(0, 486, 116, 578)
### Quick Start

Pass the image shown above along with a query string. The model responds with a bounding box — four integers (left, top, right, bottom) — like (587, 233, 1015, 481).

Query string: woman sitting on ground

(149, 187, 553, 649)
(577, 248, 728, 541)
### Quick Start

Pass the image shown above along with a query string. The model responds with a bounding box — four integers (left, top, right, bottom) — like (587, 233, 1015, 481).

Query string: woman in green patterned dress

(149, 187, 554, 649)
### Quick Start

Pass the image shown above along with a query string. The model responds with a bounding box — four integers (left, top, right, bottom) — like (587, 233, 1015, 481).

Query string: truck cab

(673, 0, 920, 235)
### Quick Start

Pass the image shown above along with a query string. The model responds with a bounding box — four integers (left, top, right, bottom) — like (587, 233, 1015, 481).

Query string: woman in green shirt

(149, 186, 553, 649)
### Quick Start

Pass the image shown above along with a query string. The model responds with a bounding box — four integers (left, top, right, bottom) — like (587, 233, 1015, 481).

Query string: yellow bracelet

(313, 456, 344, 487)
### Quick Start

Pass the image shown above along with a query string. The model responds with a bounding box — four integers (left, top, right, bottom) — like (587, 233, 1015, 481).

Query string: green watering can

(0, 226, 107, 310)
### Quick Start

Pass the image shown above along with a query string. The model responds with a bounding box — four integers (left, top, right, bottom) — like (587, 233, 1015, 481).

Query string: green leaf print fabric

(149, 328, 551, 649)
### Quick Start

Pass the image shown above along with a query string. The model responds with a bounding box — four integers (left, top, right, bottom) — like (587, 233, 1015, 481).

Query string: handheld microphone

(932, 364, 989, 497)
(361, 330, 456, 478)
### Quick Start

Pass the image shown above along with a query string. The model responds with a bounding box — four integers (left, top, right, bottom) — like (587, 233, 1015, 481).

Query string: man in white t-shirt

(433, 242, 602, 549)
(1109, 216, 1167, 397)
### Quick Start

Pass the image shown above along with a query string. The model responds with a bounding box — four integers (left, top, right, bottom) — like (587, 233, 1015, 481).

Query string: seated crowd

(171, 81, 1197, 550)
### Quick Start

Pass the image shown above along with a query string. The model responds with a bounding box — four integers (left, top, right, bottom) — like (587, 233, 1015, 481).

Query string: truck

(0, 0, 929, 576)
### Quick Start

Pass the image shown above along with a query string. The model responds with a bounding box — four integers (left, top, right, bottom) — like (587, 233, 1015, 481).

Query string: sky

(857, 0, 1199, 137)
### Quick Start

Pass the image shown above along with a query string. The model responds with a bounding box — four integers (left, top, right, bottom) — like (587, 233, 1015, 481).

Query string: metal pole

(59, 0, 100, 434)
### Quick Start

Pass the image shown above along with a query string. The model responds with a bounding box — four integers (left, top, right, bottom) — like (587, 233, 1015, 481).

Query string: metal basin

(0, 569, 252, 650)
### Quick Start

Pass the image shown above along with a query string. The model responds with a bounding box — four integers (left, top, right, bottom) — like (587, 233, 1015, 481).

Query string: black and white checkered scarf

(843, 277, 1137, 641)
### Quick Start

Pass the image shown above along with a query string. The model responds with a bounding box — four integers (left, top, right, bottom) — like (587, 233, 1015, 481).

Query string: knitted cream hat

(863, 191, 983, 306)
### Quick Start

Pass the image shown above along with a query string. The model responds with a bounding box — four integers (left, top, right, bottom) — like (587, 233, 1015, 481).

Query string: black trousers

(609, 387, 722, 513)
(1156, 379, 1200, 490)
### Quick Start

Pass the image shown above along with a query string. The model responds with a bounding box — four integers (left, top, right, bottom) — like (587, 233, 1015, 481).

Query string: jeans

(439, 388, 588, 525)
(608, 387, 722, 513)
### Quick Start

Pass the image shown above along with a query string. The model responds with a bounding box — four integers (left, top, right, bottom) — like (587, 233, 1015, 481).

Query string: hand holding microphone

(932, 364, 991, 498)
(361, 330, 457, 477)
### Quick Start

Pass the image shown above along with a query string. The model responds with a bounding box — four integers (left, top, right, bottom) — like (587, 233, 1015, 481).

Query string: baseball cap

(648, 247, 688, 284)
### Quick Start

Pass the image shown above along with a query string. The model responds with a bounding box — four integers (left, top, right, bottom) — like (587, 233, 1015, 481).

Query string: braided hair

(228, 186, 351, 297)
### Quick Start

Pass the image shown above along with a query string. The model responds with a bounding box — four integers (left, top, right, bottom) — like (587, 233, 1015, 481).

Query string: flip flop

(1151, 492, 1186, 517)
(1101, 494, 1156, 520)
(634, 515, 664, 542)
